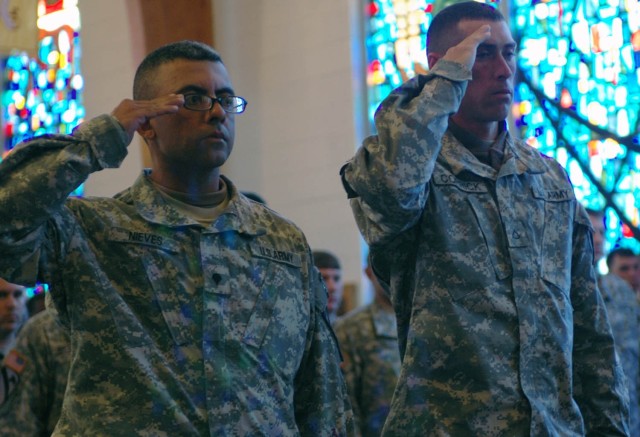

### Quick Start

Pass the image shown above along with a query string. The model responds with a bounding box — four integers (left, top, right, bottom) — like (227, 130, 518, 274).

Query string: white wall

(79, 0, 145, 197)
(213, 0, 368, 296)
(78, 0, 368, 297)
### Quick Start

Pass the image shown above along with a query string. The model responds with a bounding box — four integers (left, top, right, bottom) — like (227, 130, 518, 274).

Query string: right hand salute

(110, 94, 184, 143)
(442, 24, 491, 70)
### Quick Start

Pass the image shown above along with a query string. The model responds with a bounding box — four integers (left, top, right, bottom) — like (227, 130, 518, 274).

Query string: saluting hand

(442, 24, 491, 70)
(110, 94, 184, 144)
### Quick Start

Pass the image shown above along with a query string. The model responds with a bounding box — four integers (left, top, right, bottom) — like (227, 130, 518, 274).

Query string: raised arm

(0, 95, 183, 284)
(340, 26, 490, 247)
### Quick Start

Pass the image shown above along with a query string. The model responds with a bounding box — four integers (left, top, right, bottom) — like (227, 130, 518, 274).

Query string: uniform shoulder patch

(4, 349, 27, 375)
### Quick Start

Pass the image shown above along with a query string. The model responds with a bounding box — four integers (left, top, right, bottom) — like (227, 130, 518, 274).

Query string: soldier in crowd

(340, 2, 629, 434)
(0, 40, 353, 435)
(333, 255, 400, 436)
(313, 250, 345, 324)
(608, 247, 640, 295)
(0, 294, 71, 436)
(0, 279, 27, 362)
(0, 278, 28, 406)
(588, 208, 640, 436)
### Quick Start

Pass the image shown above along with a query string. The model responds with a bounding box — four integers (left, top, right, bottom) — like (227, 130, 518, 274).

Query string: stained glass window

(365, 0, 640, 259)
(365, 0, 430, 130)
(1, 0, 83, 298)
(512, 0, 640, 257)
(2, 0, 84, 188)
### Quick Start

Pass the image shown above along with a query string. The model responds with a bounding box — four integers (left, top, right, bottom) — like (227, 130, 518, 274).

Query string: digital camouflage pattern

(599, 273, 640, 436)
(341, 60, 630, 435)
(0, 305, 70, 436)
(0, 115, 354, 436)
(333, 299, 400, 436)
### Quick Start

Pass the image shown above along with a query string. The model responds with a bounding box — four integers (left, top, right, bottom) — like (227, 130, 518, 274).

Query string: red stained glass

(44, 0, 64, 14)
(560, 89, 572, 108)
(632, 30, 640, 51)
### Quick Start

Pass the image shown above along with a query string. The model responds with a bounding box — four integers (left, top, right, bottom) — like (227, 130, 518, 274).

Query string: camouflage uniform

(333, 300, 400, 436)
(599, 273, 640, 436)
(0, 115, 354, 436)
(0, 305, 70, 436)
(340, 60, 630, 435)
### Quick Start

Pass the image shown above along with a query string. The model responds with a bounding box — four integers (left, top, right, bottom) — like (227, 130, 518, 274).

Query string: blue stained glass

(512, 0, 640, 254)
(365, 0, 640, 258)
(2, 22, 84, 190)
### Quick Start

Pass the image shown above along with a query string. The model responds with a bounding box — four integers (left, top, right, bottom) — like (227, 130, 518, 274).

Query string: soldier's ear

(137, 120, 155, 141)
(427, 52, 443, 69)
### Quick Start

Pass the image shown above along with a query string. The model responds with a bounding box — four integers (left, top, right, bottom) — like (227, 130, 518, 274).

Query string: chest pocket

(106, 227, 193, 348)
(205, 240, 306, 372)
(531, 186, 575, 294)
(241, 243, 303, 349)
(427, 175, 512, 301)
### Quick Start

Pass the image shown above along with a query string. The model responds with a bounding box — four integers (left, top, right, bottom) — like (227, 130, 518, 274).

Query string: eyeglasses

(183, 93, 248, 114)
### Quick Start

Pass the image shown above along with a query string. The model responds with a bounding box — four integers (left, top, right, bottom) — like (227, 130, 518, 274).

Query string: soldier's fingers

(443, 25, 491, 69)
(111, 95, 183, 142)
(465, 24, 491, 47)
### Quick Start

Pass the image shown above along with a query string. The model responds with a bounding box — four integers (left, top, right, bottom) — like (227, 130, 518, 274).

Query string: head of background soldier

(427, 2, 516, 136)
(0, 278, 28, 344)
(133, 40, 240, 177)
(607, 247, 640, 290)
(313, 250, 344, 320)
(586, 208, 605, 262)
(365, 252, 393, 311)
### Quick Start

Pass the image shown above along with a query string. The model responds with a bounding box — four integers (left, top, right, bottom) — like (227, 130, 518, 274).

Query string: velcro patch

(250, 243, 302, 268)
(531, 187, 575, 202)
(4, 350, 27, 375)
(108, 227, 179, 252)
(433, 174, 488, 193)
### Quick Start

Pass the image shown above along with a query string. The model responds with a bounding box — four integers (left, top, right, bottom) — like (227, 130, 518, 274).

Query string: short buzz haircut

(585, 207, 603, 218)
(312, 250, 341, 270)
(607, 247, 638, 269)
(133, 40, 223, 100)
(427, 1, 505, 55)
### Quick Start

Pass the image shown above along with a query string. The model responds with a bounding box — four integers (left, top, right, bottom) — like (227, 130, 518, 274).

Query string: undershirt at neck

(150, 177, 229, 226)
(448, 118, 507, 171)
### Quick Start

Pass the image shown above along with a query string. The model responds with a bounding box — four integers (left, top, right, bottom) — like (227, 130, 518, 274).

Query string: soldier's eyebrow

(477, 42, 518, 51)
(175, 84, 237, 95)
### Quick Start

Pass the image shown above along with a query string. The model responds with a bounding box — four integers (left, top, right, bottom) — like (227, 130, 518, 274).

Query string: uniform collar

(440, 124, 548, 178)
(130, 171, 267, 236)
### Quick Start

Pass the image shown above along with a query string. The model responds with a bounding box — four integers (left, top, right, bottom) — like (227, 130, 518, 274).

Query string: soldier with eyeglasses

(0, 40, 354, 436)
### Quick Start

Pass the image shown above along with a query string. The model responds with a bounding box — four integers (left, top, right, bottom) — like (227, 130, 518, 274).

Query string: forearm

(0, 115, 128, 282)
(341, 60, 470, 245)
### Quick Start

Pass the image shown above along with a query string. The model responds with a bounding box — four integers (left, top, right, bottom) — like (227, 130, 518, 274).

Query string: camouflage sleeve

(571, 203, 630, 435)
(333, 320, 363, 436)
(0, 115, 128, 285)
(293, 261, 357, 436)
(340, 60, 471, 247)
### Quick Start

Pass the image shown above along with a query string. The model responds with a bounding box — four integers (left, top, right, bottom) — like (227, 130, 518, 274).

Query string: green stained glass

(512, 0, 640, 254)
(1, 3, 84, 197)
